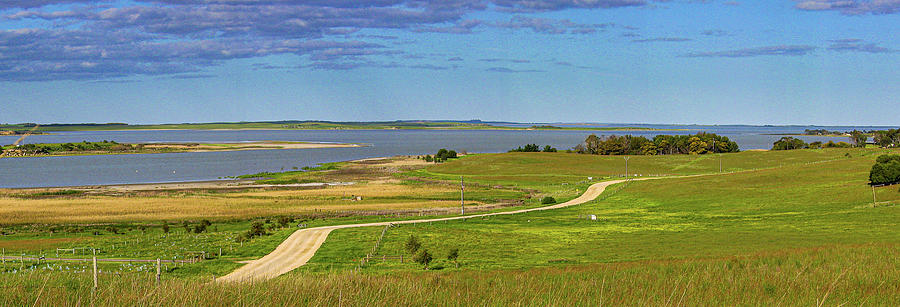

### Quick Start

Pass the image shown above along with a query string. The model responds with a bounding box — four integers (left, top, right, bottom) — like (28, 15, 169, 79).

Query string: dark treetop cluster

(572, 133, 739, 155)
(871, 154, 900, 186)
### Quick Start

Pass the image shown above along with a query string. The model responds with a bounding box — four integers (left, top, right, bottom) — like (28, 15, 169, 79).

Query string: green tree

(808, 141, 823, 149)
(688, 137, 708, 154)
(247, 221, 266, 238)
(640, 143, 658, 155)
(772, 137, 808, 150)
(849, 130, 868, 148)
(435, 148, 449, 161)
(870, 155, 900, 185)
(405, 235, 422, 254)
(541, 196, 556, 204)
(413, 249, 433, 269)
(447, 248, 460, 268)
(277, 216, 293, 228)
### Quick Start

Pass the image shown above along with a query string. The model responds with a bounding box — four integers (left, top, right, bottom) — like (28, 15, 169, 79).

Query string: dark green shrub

(870, 155, 900, 185)
(277, 216, 294, 227)
(541, 196, 556, 204)
(405, 235, 421, 254)
(414, 249, 433, 269)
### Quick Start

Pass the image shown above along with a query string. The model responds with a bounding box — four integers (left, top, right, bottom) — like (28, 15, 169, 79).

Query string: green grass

(4, 147, 900, 303)
(304, 148, 900, 273)
(412, 148, 876, 191)
(2, 243, 899, 305)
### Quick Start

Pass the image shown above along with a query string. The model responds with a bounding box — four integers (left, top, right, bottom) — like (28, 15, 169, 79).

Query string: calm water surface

(0, 127, 877, 188)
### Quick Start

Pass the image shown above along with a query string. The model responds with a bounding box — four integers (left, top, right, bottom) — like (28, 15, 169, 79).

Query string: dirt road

(218, 179, 627, 282)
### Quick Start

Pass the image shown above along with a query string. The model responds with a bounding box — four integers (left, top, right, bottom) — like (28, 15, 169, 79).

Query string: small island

(0, 130, 45, 136)
(0, 140, 364, 157)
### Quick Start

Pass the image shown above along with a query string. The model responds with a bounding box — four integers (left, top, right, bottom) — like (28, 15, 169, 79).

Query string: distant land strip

(0, 141, 365, 158)
(0, 121, 683, 132)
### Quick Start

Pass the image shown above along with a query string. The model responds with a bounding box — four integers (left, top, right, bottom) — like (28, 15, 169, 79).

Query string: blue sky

(1, 0, 898, 125)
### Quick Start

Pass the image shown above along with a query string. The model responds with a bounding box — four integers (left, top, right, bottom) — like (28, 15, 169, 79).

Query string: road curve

(218, 179, 628, 282)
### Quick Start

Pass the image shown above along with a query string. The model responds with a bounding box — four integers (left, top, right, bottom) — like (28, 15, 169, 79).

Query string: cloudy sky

(1, 0, 899, 125)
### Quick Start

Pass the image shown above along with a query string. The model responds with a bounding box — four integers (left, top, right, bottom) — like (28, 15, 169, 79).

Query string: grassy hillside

(414, 148, 875, 189)
(303, 149, 900, 273)
(3, 148, 900, 304)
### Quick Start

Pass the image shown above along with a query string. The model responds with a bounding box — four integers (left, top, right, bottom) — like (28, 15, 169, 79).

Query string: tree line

(509, 144, 557, 152)
(11, 140, 135, 154)
(872, 129, 900, 148)
(773, 128, 900, 150)
(422, 148, 458, 163)
(771, 137, 854, 150)
(572, 133, 739, 155)
(803, 129, 844, 136)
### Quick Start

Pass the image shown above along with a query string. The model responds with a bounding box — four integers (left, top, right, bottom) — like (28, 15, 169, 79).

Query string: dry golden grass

(229, 183, 457, 198)
(0, 196, 476, 224)
(0, 237, 85, 250)
(0, 183, 479, 224)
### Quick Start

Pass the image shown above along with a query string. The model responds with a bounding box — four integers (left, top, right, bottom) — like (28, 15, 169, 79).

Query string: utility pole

(460, 176, 465, 215)
(624, 156, 630, 179)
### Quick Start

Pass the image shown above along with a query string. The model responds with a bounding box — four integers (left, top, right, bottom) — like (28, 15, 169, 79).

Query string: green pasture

(303, 148, 900, 273)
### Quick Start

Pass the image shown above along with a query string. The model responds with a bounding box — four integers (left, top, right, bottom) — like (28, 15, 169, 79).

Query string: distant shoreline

(762, 133, 849, 138)
(1, 121, 686, 133)
(0, 141, 366, 158)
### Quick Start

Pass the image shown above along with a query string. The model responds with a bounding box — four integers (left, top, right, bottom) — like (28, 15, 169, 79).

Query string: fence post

(156, 258, 161, 284)
(92, 256, 98, 289)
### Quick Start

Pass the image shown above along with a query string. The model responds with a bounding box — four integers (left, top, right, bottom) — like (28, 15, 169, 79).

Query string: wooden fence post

(92, 256, 98, 289)
(156, 258, 161, 284)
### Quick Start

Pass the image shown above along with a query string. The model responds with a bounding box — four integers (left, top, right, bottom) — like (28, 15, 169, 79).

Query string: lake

(0, 126, 878, 188)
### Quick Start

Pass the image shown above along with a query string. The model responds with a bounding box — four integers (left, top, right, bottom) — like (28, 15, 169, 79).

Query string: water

(0, 126, 891, 188)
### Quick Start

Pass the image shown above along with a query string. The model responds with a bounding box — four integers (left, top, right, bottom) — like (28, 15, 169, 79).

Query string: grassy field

(2, 148, 900, 304)
(0, 183, 522, 224)
(414, 148, 877, 189)
(2, 244, 899, 305)
(0, 156, 528, 279)
(300, 149, 900, 273)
